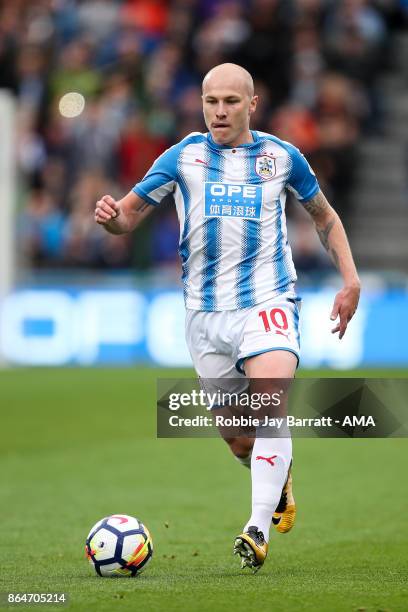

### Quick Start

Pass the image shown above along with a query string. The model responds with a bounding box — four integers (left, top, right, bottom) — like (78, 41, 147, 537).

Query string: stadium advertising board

(0, 288, 406, 367)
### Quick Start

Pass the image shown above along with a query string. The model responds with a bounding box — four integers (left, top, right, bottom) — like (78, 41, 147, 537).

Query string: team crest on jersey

(255, 154, 276, 180)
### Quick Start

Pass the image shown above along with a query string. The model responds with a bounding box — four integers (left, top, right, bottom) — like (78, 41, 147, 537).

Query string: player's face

(202, 81, 257, 147)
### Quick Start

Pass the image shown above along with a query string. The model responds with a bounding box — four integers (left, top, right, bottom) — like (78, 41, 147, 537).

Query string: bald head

(202, 63, 254, 98)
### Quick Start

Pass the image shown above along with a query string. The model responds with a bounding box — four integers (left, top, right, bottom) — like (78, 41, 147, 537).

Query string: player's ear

(249, 95, 258, 116)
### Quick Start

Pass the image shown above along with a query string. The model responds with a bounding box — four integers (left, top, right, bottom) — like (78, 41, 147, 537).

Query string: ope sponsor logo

(204, 182, 263, 220)
(210, 184, 258, 198)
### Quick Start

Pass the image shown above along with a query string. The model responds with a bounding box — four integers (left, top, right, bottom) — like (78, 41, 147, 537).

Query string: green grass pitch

(0, 368, 407, 612)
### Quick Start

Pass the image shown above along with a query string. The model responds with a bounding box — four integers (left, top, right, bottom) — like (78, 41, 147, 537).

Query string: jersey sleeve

(132, 144, 179, 206)
(286, 145, 320, 203)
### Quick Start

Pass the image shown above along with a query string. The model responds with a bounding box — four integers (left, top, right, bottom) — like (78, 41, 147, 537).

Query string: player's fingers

(101, 194, 117, 207)
(102, 196, 120, 216)
(95, 210, 111, 220)
(330, 299, 340, 321)
(331, 323, 340, 334)
(95, 208, 112, 223)
(96, 200, 118, 218)
(95, 203, 118, 219)
(338, 308, 349, 339)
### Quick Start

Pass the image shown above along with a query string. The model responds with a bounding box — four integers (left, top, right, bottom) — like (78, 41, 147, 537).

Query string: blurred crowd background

(1, 0, 406, 276)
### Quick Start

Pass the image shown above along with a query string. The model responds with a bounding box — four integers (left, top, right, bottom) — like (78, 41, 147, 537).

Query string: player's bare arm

(95, 191, 154, 235)
(303, 190, 361, 339)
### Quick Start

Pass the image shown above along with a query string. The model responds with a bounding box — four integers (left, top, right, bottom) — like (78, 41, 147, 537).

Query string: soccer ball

(85, 514, 153, 577)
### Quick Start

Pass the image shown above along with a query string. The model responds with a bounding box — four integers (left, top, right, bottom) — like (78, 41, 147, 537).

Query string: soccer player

(95, 63, 360, 572)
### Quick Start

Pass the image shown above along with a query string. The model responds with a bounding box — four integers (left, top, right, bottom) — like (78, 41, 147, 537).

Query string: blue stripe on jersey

(293, 300, 300, 348)
(177, 150, 191, 303)
(273, 197, 291, 292)
(236, 142, 262, 308)
(201, 148, 223, 310)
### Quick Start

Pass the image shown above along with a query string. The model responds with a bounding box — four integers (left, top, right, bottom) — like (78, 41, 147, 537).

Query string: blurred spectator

(39, 157, 68, 208)
(15, 45, 48, 114)
(63, 170, 133, 267)
(173, 85, 205, 137)
(18, 188, 66, 266)
(323, 0, 387, 83)
(269, 104, 320, 154)
(193, 1, 249, 68)
(121, 0, 169, 42)
(16, 108, 47, 179)
(69, 98, 119, 178)
(231, 0, 294, 108)
(52, 0, 81, 46)
(151, 206, 181, 270)
(145, 40, 198, 105)
(167, 0, 196, 47)
(77, 0, 120, 44)
(291, 24, 325, 109)
(314, 73, 364, 213)
(316, 73, 362, 150)
(288, 209, 331, 274)
(50, 38, 101, 100)
(118, 112, 168, 189)
(100, 71, 137, 133)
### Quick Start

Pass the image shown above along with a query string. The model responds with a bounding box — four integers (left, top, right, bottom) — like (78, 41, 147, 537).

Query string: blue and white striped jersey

(133, 130, 319, 311)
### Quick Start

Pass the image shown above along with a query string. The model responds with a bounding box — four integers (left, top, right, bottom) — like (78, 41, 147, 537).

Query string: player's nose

(215, 103, 227, 118)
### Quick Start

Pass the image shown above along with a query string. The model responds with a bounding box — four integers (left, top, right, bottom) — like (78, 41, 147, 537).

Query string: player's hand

(95, 195, 120, 225)
(330, 283, 360, 339)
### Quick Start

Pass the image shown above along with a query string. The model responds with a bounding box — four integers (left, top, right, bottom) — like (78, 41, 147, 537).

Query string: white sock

(243, 436, 292, 542)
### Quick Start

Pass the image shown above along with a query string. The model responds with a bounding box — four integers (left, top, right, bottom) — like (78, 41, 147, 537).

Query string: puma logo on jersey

(275, 329, 290, 340)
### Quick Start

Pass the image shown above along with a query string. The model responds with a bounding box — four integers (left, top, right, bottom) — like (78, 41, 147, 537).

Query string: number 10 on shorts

(258, 308, 288, 333)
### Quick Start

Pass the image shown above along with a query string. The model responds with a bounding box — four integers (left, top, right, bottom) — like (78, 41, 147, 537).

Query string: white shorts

(185, 292, 301, 395)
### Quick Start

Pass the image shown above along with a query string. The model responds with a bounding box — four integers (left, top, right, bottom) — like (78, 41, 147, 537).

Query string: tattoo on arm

(132, 198, 150, 212)
(317, 218, 339, 267)
(317, 219, 335, 252)
(304, 191, 339, 268)
(303, 191, 331, 217)
(330, 247, 339, 268)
